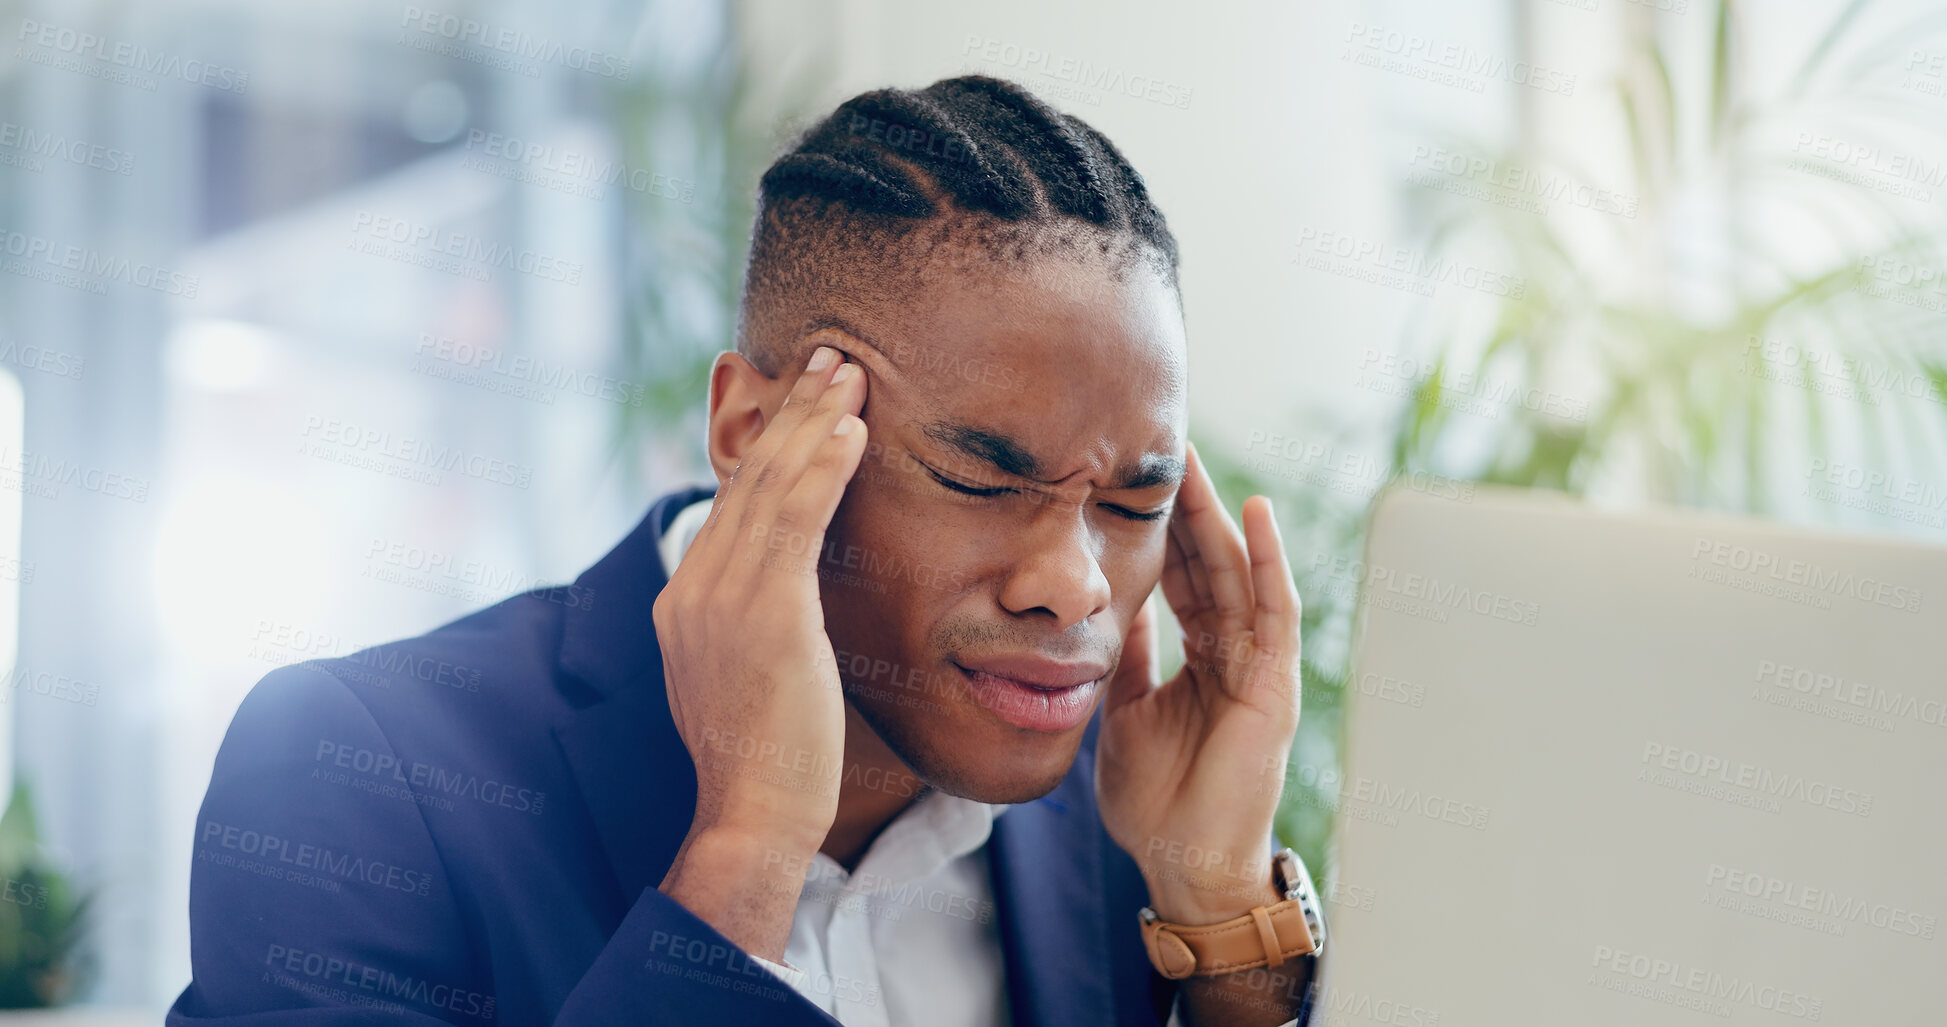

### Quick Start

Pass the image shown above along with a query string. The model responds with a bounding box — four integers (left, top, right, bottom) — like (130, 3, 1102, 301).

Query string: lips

(953, 655, 1110, 733)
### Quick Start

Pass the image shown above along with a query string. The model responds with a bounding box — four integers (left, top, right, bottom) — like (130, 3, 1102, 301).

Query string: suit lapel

(553, 687, 695, 903)
(990, 755, 1116, 1027)
(552, 485, 715, 905)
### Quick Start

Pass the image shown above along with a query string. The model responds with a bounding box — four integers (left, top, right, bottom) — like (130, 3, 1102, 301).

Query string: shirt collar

(656, 494, 715, 576)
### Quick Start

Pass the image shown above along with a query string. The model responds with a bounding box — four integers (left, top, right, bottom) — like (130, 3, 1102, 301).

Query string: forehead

(852, 258, 1188, 473)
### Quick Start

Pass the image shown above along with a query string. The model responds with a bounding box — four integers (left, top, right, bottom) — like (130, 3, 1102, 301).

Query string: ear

(706, 351, 784, 488)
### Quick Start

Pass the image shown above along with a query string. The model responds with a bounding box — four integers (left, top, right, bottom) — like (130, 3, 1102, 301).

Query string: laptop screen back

(1323, 486, 1944, 1024)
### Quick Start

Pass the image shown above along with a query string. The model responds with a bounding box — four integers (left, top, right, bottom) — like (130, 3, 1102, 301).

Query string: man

(170, 75, 1323, 1026)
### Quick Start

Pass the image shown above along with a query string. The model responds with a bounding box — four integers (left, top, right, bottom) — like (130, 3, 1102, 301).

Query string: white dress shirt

(657, 496, 1299, 1026)
(756, 789, 1011, 1026)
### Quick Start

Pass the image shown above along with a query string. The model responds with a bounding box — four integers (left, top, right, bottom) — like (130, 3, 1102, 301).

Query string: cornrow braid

(738, 75, 1180, 375)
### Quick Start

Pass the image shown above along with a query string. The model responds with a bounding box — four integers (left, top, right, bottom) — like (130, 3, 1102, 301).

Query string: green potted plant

(0, 782, 89, 1007)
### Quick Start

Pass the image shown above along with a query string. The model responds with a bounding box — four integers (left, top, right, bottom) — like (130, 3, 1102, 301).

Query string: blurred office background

(0, 0, 1943, 1013)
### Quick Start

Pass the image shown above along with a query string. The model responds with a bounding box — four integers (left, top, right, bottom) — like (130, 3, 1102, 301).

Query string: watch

(1138, 847, 1326, 979)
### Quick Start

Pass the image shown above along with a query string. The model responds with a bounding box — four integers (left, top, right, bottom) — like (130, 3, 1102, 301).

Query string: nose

(995, 499, 1113, 631)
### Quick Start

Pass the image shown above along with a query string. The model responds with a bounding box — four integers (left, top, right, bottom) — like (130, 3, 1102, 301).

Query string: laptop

(1322, 485, 1944, 1024)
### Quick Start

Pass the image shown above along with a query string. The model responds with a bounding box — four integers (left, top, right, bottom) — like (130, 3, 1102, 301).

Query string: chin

(932, 758, 1077, 805)
(847, 685, 1089, 804)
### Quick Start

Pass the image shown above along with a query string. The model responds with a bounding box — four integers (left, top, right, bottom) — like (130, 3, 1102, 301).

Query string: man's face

(817, 255, 1188, 804)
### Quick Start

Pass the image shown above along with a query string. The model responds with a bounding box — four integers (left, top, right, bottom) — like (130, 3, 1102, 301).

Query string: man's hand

(1097, 442, 1310, 1024)
(654, 344, 868, 962)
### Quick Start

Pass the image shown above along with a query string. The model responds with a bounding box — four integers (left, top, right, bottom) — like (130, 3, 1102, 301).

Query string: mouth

(952, 657, 1109, 734)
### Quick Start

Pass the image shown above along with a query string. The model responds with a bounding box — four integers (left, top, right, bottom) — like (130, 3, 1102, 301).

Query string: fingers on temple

(699, 347, 863, 584)
(1246, 496, 1299, 621)
(1167, 513, 1212, 616)
(1160, 524, 1201, 626)
(741, 358, 869, 586)
(765, 359, 867, 513)
(1176, 442, 1254, 622)
(1242, 495, 1302, 707)
(699, 347, 837, 532)
(783, 382, 870, 552)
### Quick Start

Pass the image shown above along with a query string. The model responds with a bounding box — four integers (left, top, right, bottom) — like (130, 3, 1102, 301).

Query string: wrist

(1133, 836, 1283, 923)
(658, 824, 823, 965)
(679, 821, 823, 887)
(1141, 873, 1285, 925)
(691, 788, 834, 852)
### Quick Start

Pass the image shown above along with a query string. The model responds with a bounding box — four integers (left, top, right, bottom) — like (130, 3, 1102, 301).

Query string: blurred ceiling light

(404, 80, 469, 145)
(165, 319, 281, 392)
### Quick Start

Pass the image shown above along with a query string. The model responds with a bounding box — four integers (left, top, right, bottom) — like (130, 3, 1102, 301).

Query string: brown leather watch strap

(1140, 896, 1316, 978)
(1138, 848, 1324, 980)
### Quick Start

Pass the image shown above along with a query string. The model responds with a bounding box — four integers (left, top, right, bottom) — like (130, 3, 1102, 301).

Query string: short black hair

(737, 75, 1180, 374)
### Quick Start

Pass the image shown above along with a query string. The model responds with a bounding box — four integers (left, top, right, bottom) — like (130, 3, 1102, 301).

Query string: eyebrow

(920, 420, 1184, 490)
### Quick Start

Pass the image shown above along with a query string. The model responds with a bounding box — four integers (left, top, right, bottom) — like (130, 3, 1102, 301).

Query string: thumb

(1103, 590, 1161, 715)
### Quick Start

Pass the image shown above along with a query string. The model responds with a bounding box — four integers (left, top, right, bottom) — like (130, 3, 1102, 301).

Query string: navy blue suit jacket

(169, 486, 1315, 1026)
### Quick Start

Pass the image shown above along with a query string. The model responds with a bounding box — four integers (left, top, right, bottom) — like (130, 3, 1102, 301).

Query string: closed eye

(921, 457, 1169, 520)
(1103, 504, 1167, 522)
(925, 466, 1014, 498)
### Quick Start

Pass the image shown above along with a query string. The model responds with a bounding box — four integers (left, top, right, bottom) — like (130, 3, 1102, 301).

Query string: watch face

(1272, 848, 1327, 954)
